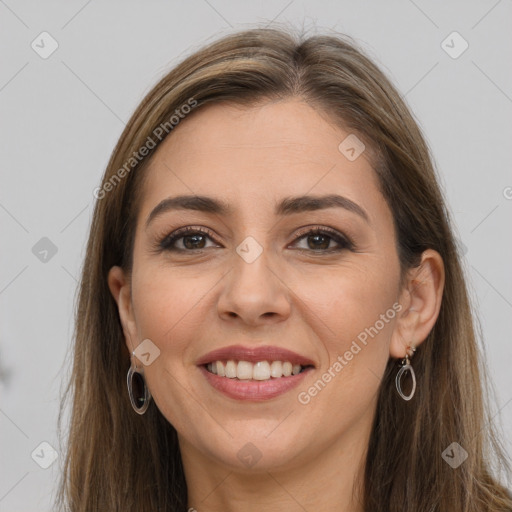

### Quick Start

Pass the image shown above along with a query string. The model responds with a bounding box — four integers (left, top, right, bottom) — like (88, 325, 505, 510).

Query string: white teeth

(270, 361, 283, 378)
(237, 361, 253, 380)
(216, 360, 225, 377)
(253, 361, 270, 381)
(206, 359, 308, 380)
(225, 360, 237, 378)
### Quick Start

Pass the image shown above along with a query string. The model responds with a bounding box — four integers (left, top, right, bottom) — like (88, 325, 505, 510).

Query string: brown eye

(305, 232, 331, 250)
(156, 225, 354, 254)
(159, 227, 218, 252)
(292, 227, 354, 253)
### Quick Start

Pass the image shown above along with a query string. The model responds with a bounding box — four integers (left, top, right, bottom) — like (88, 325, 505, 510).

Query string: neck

(180, 417, 371, 512)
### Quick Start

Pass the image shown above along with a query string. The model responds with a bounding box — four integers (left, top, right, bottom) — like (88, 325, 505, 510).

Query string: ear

(390, 249, 445, 359)
(107, 265, 137, 355)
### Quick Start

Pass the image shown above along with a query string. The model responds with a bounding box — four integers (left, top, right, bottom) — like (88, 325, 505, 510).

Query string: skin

(108, 97, 445, 512)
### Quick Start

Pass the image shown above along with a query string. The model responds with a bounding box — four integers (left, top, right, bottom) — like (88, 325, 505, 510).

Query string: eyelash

(155, 225, 355, 254)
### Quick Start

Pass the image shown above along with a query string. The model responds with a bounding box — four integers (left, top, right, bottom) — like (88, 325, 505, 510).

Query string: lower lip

(199, 365, 312, 401)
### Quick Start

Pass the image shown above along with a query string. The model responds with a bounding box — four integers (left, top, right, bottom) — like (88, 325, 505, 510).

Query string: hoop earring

(395, 345, 416, 401)
(127, 359, 152, 415)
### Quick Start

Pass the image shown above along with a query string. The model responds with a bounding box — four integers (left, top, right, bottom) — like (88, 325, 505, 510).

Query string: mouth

(203, 360, 314, 381)
(196, 345, 316, 401)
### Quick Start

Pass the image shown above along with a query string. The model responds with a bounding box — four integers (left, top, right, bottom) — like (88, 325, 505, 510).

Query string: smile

(196, 344, 316, 401)
(205, 360, 310, 380)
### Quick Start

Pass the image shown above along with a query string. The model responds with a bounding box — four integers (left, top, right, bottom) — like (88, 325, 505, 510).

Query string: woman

(55, 27, 512, 511)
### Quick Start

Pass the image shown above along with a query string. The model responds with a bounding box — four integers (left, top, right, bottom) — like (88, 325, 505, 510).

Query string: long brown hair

(55, 26, 512, 511)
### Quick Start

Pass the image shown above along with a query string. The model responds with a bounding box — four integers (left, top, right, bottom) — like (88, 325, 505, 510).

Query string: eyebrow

(145, 193, 370, 229)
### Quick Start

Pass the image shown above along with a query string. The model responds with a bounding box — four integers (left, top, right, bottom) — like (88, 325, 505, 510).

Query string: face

(110, 97, 408, 474)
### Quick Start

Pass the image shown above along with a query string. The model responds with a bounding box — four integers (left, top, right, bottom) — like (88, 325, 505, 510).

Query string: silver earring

(127, 359, 152, 415)
(395, 345, 416, 401)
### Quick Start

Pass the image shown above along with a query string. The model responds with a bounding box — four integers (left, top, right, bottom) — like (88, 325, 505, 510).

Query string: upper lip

(196, 345, 316, 367)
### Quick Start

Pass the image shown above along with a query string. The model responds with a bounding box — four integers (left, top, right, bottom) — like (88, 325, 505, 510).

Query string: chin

(197, 426, 310, 473)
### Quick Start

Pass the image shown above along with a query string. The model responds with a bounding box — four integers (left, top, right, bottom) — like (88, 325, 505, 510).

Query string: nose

(216, 239, 291, 327)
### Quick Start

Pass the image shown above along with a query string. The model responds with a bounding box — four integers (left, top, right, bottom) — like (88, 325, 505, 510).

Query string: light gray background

(1, 1, 511, 510)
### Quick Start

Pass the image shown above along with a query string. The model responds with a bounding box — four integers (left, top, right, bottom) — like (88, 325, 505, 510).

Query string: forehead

(150, 98, 373, 169)
(139, 98, 386, 224)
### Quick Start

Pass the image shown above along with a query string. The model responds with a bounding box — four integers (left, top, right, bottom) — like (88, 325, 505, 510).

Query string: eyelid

(156, 226, 219, 251)
(291, 225, 355, 251)
(154, 224, 355, 254)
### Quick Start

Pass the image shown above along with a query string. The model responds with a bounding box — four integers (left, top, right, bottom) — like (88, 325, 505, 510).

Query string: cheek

(301, 263, 399, 373)
(295, 276, 398, 424)
(131, 267, 204, 350)
(129, 267, 211, 429)
(129, 259, 229, 405)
